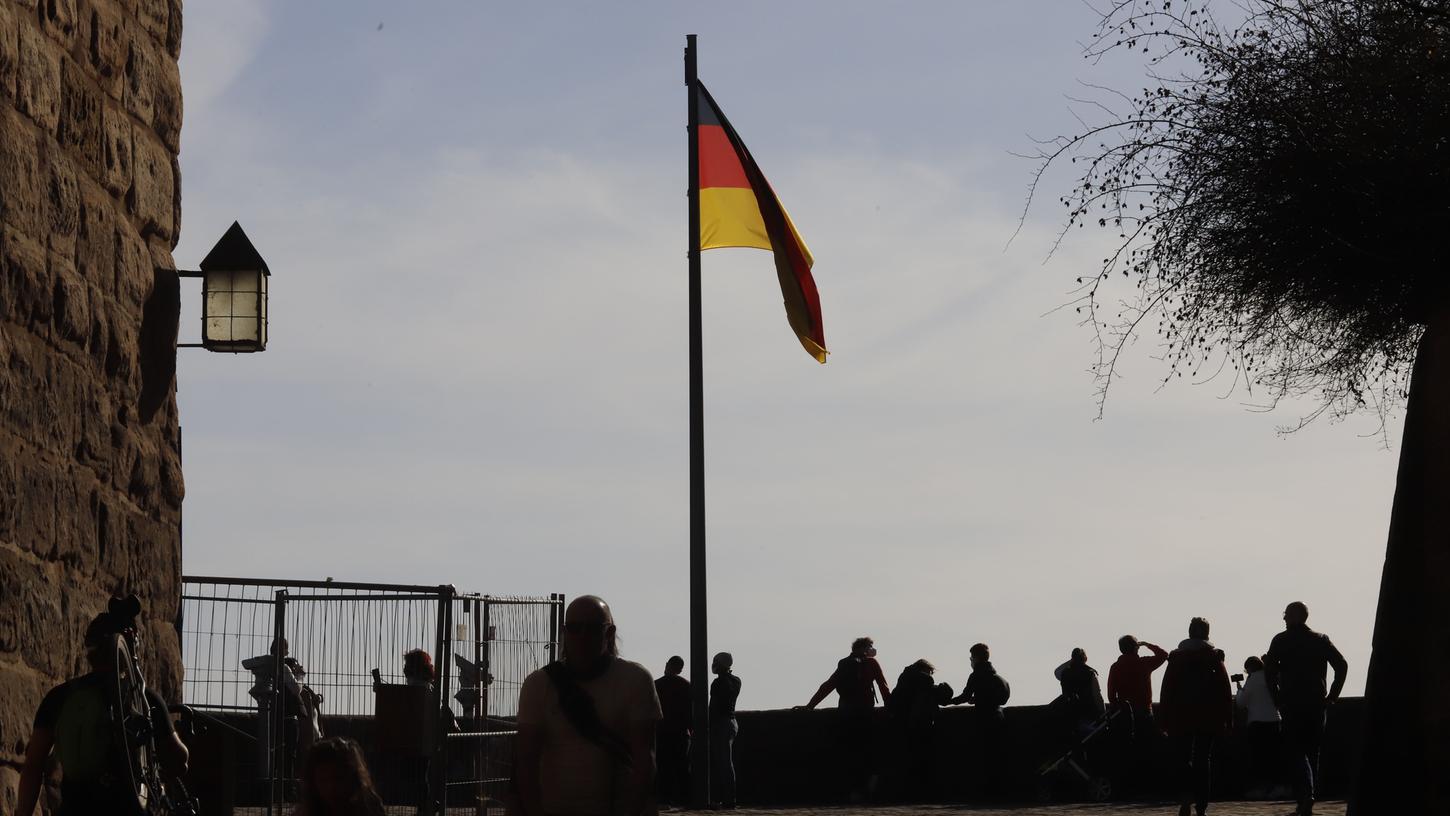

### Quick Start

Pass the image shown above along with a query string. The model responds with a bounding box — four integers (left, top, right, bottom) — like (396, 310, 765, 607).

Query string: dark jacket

(889, 665, 938, 729)
(964, 662, 1011, 712)
(655, 674, 691, 736)
(709, 673, 741, 723)
(1058, 662, 1106, 721)
(1266, 625, 1348, 710)
(1160, 638, 1233, 736)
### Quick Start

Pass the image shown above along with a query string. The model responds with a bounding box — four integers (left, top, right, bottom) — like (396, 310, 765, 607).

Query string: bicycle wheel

(110, 634, 162, 814)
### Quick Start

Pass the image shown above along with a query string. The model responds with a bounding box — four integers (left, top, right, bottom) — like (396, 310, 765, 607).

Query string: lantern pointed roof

(199, 221, 270, 276)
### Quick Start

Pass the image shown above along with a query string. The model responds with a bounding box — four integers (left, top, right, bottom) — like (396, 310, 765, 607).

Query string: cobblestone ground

(723, 803, 1346, 816)
(242, 801, 1348, 815)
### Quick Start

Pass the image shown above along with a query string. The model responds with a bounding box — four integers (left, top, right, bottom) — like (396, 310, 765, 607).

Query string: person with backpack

(515, 596, 661, 816)
(802, 637, 891, 800)
(948, 643, 1011, 800)
(804, 636, 891, 711)
(1159, 617, 1233, 816)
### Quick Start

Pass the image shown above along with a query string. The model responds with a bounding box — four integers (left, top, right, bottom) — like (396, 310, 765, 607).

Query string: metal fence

(180, 576, 561, 816)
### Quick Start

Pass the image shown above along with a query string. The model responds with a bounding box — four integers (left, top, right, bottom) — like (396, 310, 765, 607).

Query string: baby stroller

(1036, 703, 1132, 802)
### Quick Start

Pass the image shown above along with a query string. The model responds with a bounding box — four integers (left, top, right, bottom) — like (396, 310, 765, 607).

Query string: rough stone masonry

(0, 0, 184, 809)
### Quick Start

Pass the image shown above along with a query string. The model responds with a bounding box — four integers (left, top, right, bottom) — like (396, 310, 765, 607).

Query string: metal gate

(180, 577, 561, 815)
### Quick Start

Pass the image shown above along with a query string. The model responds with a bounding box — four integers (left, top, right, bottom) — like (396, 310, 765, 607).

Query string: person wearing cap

(17, 603, 189, 816)
(709, 652, 742, 808)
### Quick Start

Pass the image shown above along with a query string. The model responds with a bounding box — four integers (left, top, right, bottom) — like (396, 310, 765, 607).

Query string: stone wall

(732, 700, 1364, 803)
(0, 0, 184, 810)
(176, 702, 1366, 810)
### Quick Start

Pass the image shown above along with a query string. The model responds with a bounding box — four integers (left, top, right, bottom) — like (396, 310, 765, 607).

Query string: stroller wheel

(1089, 775, 1112, 802)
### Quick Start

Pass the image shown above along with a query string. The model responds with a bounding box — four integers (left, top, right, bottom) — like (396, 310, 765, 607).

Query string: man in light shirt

(1235, 655, 1282, 798)
(516, 596, 662, 816)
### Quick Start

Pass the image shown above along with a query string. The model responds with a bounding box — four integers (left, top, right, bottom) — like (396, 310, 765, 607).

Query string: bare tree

(1030, 1, 1450, 810)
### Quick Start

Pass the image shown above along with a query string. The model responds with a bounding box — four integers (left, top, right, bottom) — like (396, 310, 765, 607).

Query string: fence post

(269, 589, 288, 816)
(477, 599, 490, 816)
(434, 585, 454, 816)
(548, 593, 562, 663)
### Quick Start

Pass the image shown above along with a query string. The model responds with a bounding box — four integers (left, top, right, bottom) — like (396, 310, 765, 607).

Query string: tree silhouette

(1031, 1, 1450, 809)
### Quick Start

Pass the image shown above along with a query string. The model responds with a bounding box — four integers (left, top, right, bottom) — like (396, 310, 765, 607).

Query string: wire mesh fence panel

(180, 580, 283, 713)
(443, 594, 562, 812)
(283, 593, 444, 718)
(180, 578, 560, 816)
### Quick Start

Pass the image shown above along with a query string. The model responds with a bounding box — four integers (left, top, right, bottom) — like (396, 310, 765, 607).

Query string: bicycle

(104, 595, 199, 816)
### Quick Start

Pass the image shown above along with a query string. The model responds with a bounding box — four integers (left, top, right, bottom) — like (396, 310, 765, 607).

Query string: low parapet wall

(731, 698, 1364, 803)
(182, 699, 1365, 810)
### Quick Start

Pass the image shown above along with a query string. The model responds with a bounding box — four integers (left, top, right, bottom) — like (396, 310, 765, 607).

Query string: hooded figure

(1159, 617, 1233, 816)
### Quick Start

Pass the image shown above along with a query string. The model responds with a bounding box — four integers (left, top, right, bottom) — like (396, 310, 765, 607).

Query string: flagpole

(684, 33, 711, 809)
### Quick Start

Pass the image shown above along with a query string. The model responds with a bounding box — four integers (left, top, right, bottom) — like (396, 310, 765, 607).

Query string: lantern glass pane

(258, 273, 268, 348)
(203, 269, 265, 348)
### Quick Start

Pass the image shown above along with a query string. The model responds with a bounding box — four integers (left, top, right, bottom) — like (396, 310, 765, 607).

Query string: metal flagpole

(684, 33, 711, 809)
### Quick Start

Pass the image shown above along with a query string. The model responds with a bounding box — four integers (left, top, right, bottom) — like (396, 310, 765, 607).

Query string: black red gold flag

(695, 83, 826, 363)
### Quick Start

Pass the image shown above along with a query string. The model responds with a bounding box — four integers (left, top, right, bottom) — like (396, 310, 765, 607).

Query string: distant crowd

(17, 594, 1347, 816)
(648, 601, 1346, 816)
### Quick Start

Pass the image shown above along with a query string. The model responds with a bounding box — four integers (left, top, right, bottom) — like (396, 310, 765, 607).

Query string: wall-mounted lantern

(173, 222, 271, 353)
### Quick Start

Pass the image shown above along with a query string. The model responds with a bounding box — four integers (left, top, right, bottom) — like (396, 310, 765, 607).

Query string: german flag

(696, 83, 827, 363)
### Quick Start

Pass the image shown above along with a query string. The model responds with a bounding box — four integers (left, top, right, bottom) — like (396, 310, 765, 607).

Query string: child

(294, 737, 387, 816)
(1235, 655, 1282, 798)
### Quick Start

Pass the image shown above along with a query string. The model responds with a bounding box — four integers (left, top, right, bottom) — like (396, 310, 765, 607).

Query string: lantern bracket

(165, 269, 207, 347)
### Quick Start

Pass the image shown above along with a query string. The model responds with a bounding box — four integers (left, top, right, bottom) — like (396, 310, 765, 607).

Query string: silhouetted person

(888, 659, 943, 798)
(516, 596, 661, 816)
(1235, 655, 1282, 798)
(1108, 635, 1167, 723)
(19, 602, 190, 816)
(654, 656, 691, 806)
(245, 637, 321, 789)
(1107, 635, 1168, 793)
(1264, 601, 1347, 816)
(1160, 617, 1232, 816)
(398, 649, 446, 816)
(293, 737, 386, 816)
(803, 636, 891, 800)
(1055, 647, 1106, 732)
(709, 652, 741, 808)
(949, 643, 1012, 800)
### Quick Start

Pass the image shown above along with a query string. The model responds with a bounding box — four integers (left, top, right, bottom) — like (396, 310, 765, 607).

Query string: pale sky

(173, 1, 1400, 709)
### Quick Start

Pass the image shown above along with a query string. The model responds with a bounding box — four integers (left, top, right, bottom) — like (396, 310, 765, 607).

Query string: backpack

(975, 672, 1011, 709)
(832, 656, 872, 707)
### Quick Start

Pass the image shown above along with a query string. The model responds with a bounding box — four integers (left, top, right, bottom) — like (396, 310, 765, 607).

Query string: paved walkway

(723, 804, 1345, 816)
(246, 801, 1348, 815)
